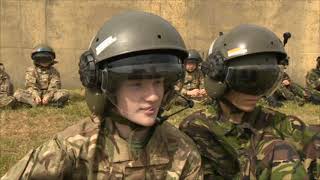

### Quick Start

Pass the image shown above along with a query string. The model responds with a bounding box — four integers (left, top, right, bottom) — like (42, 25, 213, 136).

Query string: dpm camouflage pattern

(306, 68, 320, 91)
(0, 68, 15, 108)
(175, 69, 204, 97)
(1, 116, 203, 180)
(179, 106, 320, 180)
(273, 85, 305, 104)
(14, 65, 69, 107)
(273, 73, 320, 105)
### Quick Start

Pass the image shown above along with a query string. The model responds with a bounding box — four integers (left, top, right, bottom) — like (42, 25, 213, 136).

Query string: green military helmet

(210, 24, 286, 61)
(89, 11, 187, 64)
(81, 11, 188, 116)
(31, 44, 56, 64)
(203, 24, 287, 98)
(185, 49, 202, 63)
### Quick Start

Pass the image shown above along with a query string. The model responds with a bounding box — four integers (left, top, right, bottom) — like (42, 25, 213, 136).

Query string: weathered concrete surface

(1, 0, 319, 88)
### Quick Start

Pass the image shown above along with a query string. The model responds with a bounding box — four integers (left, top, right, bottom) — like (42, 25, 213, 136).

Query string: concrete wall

(1, 0, 319, 88)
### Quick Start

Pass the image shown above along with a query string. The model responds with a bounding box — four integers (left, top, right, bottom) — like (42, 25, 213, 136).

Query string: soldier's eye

(128, 82, 142, 87)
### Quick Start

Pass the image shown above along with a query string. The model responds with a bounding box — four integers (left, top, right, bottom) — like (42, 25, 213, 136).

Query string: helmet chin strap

(155, 93, 194, 124)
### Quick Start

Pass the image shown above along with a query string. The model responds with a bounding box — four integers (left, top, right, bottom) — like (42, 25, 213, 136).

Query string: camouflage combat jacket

(0, 70, 13, 96)
(306, 68, 320, 91)
(1, 116, 203, 180)
(25, 65, 61, 98)
(179, 106, 320, 180)
(274, 83, 307, 103)
(274, 72, 318, 104)
(175, 69, 204, 96)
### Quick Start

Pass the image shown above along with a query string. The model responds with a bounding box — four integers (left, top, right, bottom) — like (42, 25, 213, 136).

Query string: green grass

(0, 91, 319, 177)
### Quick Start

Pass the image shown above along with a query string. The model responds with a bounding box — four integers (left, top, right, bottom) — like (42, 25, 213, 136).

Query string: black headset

(201, 51, 226, 82)
(78, 51, 101, 89)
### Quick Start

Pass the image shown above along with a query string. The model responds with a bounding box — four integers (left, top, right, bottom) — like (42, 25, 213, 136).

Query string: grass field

(0, 90, 319, 177)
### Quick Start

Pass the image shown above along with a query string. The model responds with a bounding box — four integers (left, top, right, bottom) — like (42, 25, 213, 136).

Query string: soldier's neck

(219, 101, 244, 124)
(109, 111, 153, 148)
(114, 122, 152, 142)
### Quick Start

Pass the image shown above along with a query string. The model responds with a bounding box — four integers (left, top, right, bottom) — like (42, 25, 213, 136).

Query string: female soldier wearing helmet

(2, 11, 202, 180)
(179, 24, 319, 179)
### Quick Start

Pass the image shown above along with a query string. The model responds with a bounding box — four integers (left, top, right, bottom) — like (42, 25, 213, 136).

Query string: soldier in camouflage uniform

(1, 11, 202, 180)
(268, 72, 320, 106)
(179, 24, 320, 179)
(306, 56, 320, 91)
(14, 45, 69, 107)
(174, 49, 207, 105)
(0, 63, 16, 108)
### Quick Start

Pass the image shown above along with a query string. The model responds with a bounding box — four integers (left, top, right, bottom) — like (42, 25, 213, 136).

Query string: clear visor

(225, 65, 283, 96)
(100, 54, 184, 94)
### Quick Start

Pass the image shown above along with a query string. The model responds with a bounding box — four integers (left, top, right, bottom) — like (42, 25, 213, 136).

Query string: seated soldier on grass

(267, 72, 320, 106)
(14, 45, 69, 108)
(306, 56, 320, 92)
(0, 62, 15, 108)
(174, 49, 207, 105)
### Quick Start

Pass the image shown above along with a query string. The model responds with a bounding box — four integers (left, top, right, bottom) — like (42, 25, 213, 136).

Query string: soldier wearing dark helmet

(306, 56, 320, 91)
(0, 63, 16, 108)
(13, 44, 69, 107)
(179, 24, 320, 179)
(1, 11, 202, 180)
(174, 49, 206, 105)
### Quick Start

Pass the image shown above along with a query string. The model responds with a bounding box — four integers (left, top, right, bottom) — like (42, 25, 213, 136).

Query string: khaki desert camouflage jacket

(0, 70, 13, 96)
(175, 69, 204, 96)
(25, 65, 61, 98)
(1, 116, 203, 180)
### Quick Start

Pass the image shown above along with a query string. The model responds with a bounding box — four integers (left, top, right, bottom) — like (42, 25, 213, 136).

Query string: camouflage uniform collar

(106, 111, 156, 155)
(241, 106, 285, 131)
(217, 106, 263, 135)
(104, 119, 170, 165)
(218, 105, 264, 125)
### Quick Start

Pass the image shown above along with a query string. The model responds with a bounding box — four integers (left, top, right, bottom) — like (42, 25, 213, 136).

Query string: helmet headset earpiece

(79, 50, 100, 89)
(201, 51, 228, 99)
(203, 51, 227, 82)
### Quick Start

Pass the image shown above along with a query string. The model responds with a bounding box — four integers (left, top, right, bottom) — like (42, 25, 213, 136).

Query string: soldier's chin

(129, 114, 157, 127)
(136, 117, 156, 127)
(238, 105, 256, 112)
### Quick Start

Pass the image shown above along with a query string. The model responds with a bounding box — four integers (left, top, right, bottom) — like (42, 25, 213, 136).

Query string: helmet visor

(32, 52, 54, 63)
(225, 65, 283, 96)
(100, 53, 184, 93)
